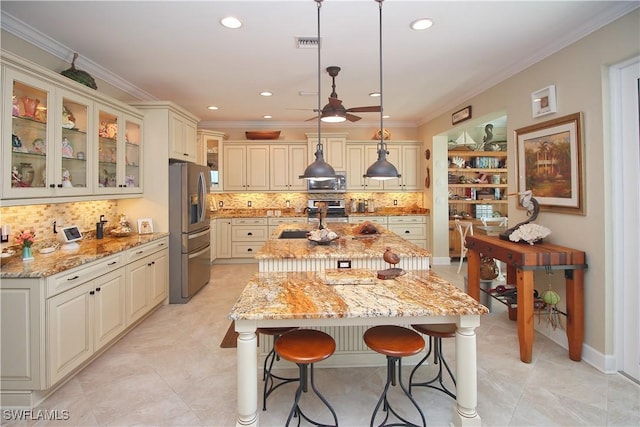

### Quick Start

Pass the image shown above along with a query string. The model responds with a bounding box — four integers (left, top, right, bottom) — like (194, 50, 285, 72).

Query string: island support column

(453, 316, 482, 427)
(236, 321, 258, 427)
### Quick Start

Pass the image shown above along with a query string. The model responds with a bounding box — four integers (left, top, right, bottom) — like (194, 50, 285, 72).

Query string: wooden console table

(465, 234, 587, 363)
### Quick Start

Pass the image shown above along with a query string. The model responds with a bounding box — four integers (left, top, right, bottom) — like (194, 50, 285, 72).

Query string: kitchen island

(229, 269, 488, 427)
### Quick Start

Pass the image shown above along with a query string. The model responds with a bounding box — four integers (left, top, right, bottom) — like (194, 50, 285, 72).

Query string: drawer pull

(247, 232, 253, 236)
(67, 275, 79, 281)
(136, 250, 144, 255)
(404, 230, 410, 234)
(107, 261, 117, 266)
(247, 248, 253, 252)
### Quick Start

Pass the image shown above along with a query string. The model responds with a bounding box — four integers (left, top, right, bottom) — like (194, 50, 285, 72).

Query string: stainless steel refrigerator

(169, 162, 211, 303)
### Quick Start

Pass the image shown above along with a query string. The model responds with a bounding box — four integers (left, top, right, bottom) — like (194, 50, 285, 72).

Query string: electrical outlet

(247, 201, 252, 207)
(393, 199, 398, 206)
(219, 201, 224, 208)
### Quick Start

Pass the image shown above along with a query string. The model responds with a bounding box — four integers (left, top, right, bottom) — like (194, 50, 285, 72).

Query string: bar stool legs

(274, 329, 338, 427)
(364, 325, 427, 427)
(258, 327, 300, 411)
(409, 324, 457, 399)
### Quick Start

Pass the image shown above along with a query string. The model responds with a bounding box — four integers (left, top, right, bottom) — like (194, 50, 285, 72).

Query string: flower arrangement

(15, 229, 36, 248)
(508, 223, 551, 245)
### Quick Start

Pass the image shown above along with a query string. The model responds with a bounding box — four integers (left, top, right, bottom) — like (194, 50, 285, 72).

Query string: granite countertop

(256, 223, 431, 260)
(229, 270, 488, 321)
(210, 207, 429, 219)
(0, 232, 169, 279)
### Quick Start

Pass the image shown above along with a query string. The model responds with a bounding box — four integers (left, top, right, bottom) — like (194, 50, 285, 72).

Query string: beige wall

(419, 9, 639, 357)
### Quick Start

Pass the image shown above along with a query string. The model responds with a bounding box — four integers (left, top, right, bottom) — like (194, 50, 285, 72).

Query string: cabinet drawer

(387, 224, 426, 240)
(232, 226, 268, 242)
(126, 237, 169, 263)
(387, 215, 426, 224)
(267, 217, 306, 226)
(232, 218, 267, 226)
(232, 242, 262, 258)
(47, 253, 124, 298)
(348, 216, 387, 225)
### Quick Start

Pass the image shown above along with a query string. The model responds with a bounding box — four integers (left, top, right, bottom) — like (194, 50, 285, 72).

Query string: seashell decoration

(451, 156, 465, 168)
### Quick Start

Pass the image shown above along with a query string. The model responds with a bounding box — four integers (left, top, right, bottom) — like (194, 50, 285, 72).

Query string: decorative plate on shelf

(245, 131, 281, 140)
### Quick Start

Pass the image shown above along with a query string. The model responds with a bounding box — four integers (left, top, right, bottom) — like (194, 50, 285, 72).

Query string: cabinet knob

(57, 184, 63, 188)
(90, 290, 95, 295)
(96, 287, 101, 292)
(49, 184, 56, 188)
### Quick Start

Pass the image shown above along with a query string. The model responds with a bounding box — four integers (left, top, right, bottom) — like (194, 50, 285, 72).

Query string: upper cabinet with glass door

(2, 51, 144, 204)
(95, 106, 142, 195)
(3, 69, 93, 199)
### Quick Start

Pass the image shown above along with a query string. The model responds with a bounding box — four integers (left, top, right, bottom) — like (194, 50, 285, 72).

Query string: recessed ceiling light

(383, 115, 390, 119)
(220, 16, 242, 29)
(411, 18, 433, 30)
(369, 92, 381, 97)
(263, 115, 272, 119)
(207, 106, 219, 110)
(260, 91, 273, 97)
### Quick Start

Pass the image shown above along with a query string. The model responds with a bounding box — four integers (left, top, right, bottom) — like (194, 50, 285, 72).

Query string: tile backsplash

(0, 200, 119, 250)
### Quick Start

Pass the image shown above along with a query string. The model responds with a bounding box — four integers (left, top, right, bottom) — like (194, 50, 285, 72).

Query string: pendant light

(363, 0, 401, 181)
(300, 0, 336, 181)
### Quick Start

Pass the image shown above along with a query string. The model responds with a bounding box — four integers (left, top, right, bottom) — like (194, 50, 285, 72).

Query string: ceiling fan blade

(305, 115, 320, 122)
(347, 105, 381, 113)
(346, 113, 362, 122)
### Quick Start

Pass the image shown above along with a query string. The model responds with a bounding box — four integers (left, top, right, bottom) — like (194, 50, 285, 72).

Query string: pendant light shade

(363, 0, 400, 181)
(300, 0, 336, 180)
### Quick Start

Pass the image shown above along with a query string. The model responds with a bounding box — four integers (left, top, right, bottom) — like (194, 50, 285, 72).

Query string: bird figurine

(383, 247, 400, 266)
(378, 247, 404, 280)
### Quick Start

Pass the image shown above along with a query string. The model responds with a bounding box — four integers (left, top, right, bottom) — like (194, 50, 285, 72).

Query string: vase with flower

(15, 229, 36, 261)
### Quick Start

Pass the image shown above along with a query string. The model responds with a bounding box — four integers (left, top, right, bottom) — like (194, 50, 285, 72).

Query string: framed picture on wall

(531, 85, 557, 118)
(515, 112, 585, 215)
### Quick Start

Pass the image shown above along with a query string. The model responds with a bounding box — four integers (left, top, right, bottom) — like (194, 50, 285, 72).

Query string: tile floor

(6, 263, 639, 427)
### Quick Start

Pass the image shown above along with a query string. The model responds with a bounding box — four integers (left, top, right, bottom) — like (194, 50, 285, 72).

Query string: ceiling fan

(306, 66, 381, 122)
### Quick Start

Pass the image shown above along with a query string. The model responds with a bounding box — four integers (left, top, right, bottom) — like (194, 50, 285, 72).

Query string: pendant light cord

(316, 0, 322, 155)
(378, 0, 384, 154)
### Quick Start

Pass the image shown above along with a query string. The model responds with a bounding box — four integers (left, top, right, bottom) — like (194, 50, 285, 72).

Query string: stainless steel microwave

(307, 172, 346, 193)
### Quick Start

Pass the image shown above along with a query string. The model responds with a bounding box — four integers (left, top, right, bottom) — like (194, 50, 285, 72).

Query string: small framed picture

(452, 105, 472, 125)
(531, 85, 557, 118)
(137, 218, 154, 234)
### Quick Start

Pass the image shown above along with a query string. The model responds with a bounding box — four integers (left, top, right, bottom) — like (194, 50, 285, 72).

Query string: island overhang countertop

(256, 222, 431, 261)
(229, 270, 488, 321)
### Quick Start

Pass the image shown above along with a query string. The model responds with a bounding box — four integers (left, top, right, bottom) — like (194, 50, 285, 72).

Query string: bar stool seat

(409, 324, 457, 399)
(363, 325, 426, 427)
(257, 327, 299, 411)
(274, 329, 338, 427)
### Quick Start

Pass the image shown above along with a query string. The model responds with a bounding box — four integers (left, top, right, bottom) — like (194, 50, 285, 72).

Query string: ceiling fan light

(321, 114, 346, 123)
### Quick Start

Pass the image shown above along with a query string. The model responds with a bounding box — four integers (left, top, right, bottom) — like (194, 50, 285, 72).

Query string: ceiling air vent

(296, 36, 320, 49)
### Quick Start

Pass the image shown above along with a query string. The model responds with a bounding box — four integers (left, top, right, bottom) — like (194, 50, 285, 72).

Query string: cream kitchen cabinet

(384, 143, 421, 191)
(0, 237, 168, 407)
(223, 143, 269, 191)
(47, 266, 126, 385)
(216, 218, 232, 259)
(199, 129, 225, 190)
(267, 216, 306, 235)
(269, 143, 308, 191)
(346, 143, 383, 191)
(306, 133, 347, 171)
(210, 219, 217, 262)
(2, 51, 143, 205)
(124, 238, 169, 325)
(231, 218, 268, 258)
(387, 215, 428, 248)
(169, 109, 198, 163)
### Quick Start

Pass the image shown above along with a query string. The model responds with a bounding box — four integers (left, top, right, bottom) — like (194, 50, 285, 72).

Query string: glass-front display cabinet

(95, 107, 142, 194)
(3, 68, 92, 199)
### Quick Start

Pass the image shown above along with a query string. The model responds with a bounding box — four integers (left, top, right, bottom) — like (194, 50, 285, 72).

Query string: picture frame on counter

(515, 112, 585, 215)
(531, 85, 557, 118)
(137, 218, 154, 234)
(452, 105, 472, 125)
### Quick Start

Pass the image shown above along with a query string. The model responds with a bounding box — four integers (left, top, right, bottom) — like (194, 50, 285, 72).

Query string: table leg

(565, 269, 584, 361)
(452, 318, 482, 427)
(467, 249, 481, 302)
(516, 269, 535, 363)
(236, 321, 258, 427)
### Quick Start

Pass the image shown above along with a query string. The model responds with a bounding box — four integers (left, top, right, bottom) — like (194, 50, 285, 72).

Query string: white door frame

(610, 55, 640, 382)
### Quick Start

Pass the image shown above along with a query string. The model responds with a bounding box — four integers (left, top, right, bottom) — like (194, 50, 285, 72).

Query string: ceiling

(1, 1, 637, 128)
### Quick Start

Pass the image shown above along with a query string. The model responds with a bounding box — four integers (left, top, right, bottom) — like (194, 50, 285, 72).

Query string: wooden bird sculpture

(383, 247, 400, 266)
(378, 247, 403, 280)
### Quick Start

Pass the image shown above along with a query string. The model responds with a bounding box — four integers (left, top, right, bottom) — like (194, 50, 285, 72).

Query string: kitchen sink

(279, 230, 310, 239)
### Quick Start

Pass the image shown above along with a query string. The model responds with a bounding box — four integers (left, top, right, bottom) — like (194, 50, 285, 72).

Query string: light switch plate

(337, 260, 351, 269)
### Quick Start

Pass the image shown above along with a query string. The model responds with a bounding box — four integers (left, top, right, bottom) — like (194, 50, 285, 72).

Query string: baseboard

(431, 256, 452, 266)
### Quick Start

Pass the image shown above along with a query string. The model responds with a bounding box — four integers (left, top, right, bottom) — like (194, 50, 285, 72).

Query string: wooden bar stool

(408, 324, 457, 399)
(257, 327, 299, 411)
(363, 325, 426, 427)
(274, 329, 338, 427)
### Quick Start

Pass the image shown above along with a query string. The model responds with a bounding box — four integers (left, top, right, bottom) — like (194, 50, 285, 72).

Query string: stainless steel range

(307, 199, 349, 224)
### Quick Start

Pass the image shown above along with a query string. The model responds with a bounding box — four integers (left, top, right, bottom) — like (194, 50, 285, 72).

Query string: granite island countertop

(256, 222, 431, 260)
(210, 207, 429, 219)
(0, 232, 169, 278)
(229, 270, 488, 321)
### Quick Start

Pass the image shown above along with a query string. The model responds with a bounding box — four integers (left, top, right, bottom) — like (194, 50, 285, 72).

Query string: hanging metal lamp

(300, 0, 336, 181)
(364, 0, 401, 181)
